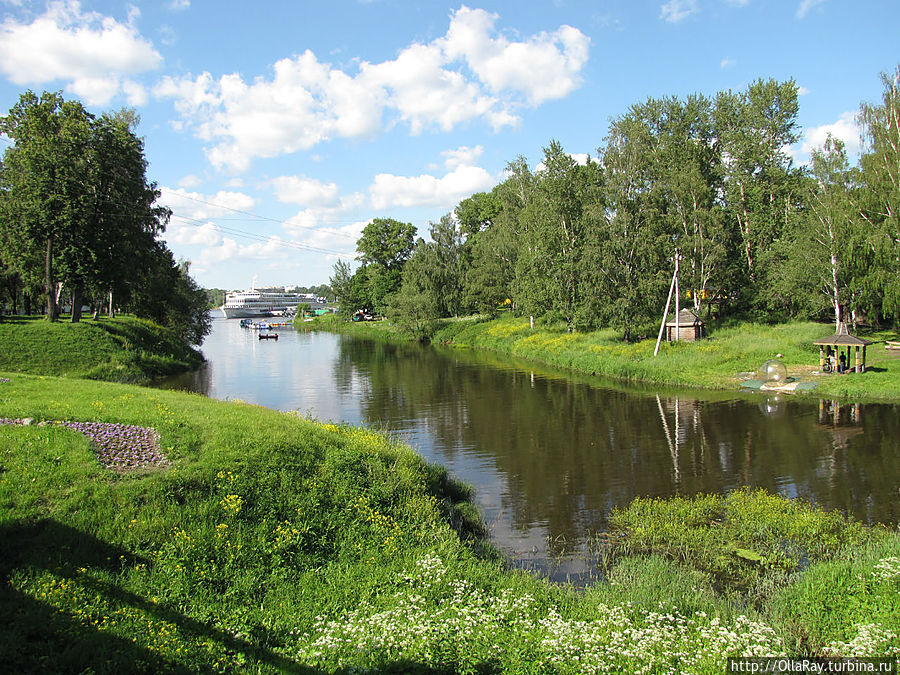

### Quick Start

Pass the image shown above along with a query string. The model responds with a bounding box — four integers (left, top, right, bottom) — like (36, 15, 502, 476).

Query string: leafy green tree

(386, 239, 441, 340)
(0, 91, 93, 321)
(858, 65, 900, 324)
(515, 141, 603, 329)
(713, 79, 804, 311)
(330, 258, 369, 316)
(1, 94, 170, 323)
(462, 186, 518, 315)
(355, 217, 416, 313)
(81, 110, 170, 321)
(771, 137, 865, 327)
(595, 105, 680, 340)
(126, 252, 211, 345)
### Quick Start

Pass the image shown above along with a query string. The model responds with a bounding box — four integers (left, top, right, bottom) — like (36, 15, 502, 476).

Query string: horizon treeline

(0, 91, 211, 345)
(334, 66, 900, 341)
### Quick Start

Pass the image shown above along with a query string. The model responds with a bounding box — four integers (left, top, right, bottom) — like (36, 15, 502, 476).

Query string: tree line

(333, 67, 900, 341)
(0, 91, 210, 345)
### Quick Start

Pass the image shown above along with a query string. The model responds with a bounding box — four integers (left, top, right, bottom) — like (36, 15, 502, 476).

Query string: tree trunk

(108, 290, 115, 318)
(71, 283, 83, 323)
(45, 235, 59, 322)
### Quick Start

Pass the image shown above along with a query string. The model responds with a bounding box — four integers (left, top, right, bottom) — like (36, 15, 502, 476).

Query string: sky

(0, 0, 897, 292)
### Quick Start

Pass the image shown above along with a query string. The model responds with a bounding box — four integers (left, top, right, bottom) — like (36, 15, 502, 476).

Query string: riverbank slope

(1, 373, 898, 671)
(303, 314, 900, 402)
(0, 315, 203, 383)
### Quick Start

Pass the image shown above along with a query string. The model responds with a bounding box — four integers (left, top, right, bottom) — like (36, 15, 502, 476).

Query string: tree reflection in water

(158, 321, 900, 581)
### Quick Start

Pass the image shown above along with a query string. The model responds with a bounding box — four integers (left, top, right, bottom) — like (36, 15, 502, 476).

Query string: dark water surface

(160, 318, 900, 581)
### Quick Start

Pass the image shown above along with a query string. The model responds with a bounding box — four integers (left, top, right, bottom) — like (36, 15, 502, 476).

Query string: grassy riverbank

(1, 373, 898, 672)
(303, 314, 900, 402)
(0, 315, 203, 383)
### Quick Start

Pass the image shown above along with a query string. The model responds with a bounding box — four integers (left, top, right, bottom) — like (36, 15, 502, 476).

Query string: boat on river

(221, 289, 326, 319)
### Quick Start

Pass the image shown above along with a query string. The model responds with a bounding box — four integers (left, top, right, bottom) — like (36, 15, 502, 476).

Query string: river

(159, 318, 900, 582)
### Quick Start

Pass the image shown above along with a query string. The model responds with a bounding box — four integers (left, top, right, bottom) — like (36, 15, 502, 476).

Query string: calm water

(160, 318, 900, 581)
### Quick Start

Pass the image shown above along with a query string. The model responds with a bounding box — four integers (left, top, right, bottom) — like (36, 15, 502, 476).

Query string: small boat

(258, 332, 279, 340)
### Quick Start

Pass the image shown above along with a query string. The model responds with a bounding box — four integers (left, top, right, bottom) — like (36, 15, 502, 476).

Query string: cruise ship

(220, 289, 320, 319)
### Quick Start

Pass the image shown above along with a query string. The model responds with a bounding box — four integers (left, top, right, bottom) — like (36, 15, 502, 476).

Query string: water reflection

(160, 319, 900, 581)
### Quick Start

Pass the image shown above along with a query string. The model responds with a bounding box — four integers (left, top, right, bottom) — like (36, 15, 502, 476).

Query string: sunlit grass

(2, 373, 898, 671)
(0, 315, 202, 383)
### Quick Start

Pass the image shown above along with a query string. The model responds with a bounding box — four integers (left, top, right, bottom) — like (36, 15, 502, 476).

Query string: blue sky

(0, 0, 897, 291)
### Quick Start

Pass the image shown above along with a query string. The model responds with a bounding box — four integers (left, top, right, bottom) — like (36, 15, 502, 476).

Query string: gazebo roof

(813, 322, 874, 347)
(666, 308, 702, 326)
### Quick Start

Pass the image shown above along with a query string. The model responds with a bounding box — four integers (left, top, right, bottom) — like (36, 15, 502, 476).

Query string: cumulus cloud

(159, 187, 256, 220)
(165, 220, 221, 247)
(439, 6, 590, 105)
(0, 0, 162, 105)
(801, 112, 861, 158)
(660, 0, 698, 23)
(269, 175, 341, 208)
(369, 164, 496, 210)
(156, 6, 589, 172)
(442, 145, 484, 169)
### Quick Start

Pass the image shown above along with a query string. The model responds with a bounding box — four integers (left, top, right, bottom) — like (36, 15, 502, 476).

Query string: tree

(714, 79, 803, 312)
(386, 239, 442, 340)
(0, 91, 93, 321)
(462, 186, 518, 315)
(772, 137, 864, 328)
(355, 217, 416, 313)
(514, 141, 603, 330)
(0, 93, 170, 323)
(858, 65, 900, 324)
(81, 110, 170, 321)
(126, 250, 211, 345)
(595, 104, 680, 340)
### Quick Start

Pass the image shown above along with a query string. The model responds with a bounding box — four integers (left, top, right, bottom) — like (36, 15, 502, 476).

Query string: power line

(168, 192, 361, 240)
(168, 214, 351, 257)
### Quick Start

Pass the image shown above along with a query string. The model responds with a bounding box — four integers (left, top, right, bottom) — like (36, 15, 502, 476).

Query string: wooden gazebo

(813, 322, 874, 373)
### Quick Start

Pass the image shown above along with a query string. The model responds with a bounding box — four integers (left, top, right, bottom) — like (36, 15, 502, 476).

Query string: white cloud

(122, 79, 149, 107)
(801, 112, 860, 158)
(439, 6, 590, 105)
(442, 145, 484, 169)
(157, 7, 589, 172)
(369, 164, 496, 210)
(660, 0, 698, 23)
(720, 58, 735, 69)
(168, 0, 190, 10)
(0, 0, 162, 105)
(159, 187, 256, 220)
(798, 85, 811, 96)
(283, 215, 367, 254)
(269, 175, 341, 208)
(796, 0, 825, 19)
(166, 220, 221, 246)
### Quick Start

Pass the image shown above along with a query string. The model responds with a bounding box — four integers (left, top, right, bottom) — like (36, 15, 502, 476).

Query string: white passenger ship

(220, 289, 309, 319)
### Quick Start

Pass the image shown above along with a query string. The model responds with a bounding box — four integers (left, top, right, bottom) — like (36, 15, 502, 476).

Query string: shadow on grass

(0, 519, 321, 674)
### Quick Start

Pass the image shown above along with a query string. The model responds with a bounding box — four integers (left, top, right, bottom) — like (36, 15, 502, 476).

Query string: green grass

(1, 373, 898, 671)
(305, 313, 900, 401)
(426, 315, 900, 402)
(0, 315, 203, 383)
